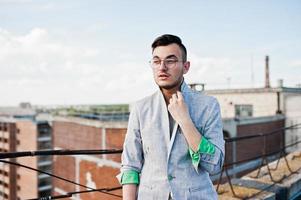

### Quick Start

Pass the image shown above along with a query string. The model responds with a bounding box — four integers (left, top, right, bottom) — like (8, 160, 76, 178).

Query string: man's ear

(183, 61, 190, 74)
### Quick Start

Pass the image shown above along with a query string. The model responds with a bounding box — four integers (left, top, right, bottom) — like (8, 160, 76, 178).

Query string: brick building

(205, 86, 301, 152)
(52, 116, 127, 200)
(52, 114, 287, 199)
(190, 56, 301, 152)
(0, 117, 52, 200)
(221, 115, 285, 179)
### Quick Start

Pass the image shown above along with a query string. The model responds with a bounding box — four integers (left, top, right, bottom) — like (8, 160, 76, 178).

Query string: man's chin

(155, 78, 184, 90)
(156, 82, 178, 90)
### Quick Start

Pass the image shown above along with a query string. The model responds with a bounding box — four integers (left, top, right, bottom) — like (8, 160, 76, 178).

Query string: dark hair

(151, 34, 187, 62)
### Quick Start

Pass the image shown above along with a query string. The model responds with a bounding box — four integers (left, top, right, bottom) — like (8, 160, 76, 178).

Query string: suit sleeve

(116, 103, 143, 184)
(191, 98, 225, 175)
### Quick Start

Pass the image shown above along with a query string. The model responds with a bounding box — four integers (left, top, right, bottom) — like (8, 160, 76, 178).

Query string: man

(117, 34, 225, 200)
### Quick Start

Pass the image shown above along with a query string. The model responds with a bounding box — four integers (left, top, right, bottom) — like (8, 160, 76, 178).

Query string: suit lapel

(157, 90, 171, 151)
(166, 80, 190, 160)
(167, 122, 179, 159)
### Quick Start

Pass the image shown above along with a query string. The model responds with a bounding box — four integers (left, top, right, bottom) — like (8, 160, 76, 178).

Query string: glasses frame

(149, 58, 184, 69)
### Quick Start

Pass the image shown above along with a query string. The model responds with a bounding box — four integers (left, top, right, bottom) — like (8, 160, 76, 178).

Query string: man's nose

(158, 60, 167, 70)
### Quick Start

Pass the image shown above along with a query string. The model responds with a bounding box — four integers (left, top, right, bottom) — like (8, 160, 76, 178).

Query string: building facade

(206, 86, 301, 152)
(222, 115, 285, 179)
(0, 117, 52, 200)
(52, 117, 127, 200)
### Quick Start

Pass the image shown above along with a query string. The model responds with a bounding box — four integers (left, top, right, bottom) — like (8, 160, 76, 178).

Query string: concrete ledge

(217, 182, 275, 200)
(243, 152, 301, 200)
(217, 151, 301, 199)
(231, 178, 287, 200)
(279, 170, 301, 199)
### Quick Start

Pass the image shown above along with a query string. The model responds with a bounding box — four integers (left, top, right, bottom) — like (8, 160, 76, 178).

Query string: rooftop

(205, 86, 301, 95)
(54, 116, 128, 128)
(0, 106, 36, 117)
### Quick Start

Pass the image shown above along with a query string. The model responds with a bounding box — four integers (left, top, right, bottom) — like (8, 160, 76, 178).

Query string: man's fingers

(177, 91, 183, 101)
(172, 93, 177, 101)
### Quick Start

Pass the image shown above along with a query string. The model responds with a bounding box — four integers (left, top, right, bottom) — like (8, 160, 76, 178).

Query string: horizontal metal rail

(0, 159, 122, 199)
(0, 123, 299, 199)
(28, 186, 122, 200)
(0, 149, 123, 159)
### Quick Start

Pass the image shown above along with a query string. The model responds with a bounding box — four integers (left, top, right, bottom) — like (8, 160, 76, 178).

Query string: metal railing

(0, 150, 123, 199)
(216, 123, 301, 199)
(0, 123, 300, 199)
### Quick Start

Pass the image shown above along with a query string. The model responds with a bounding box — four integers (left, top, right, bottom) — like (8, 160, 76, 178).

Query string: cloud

(290, 60, 301, 67)
(0, 28, 98, 82)
(1, 28, 285, 105)
(186, 53, 235, 87)
(0, 0, 58, 11)
(185, 52, 271, 89)
(0, 0, 34, 4)
(0, 28, 154, 105)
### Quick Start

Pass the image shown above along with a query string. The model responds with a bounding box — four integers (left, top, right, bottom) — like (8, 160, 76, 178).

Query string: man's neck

(161, 87, 179, 104)
(160, 80, 183, 105)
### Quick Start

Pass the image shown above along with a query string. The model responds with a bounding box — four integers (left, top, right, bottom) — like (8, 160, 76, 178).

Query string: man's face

(152, 43, 190, 90)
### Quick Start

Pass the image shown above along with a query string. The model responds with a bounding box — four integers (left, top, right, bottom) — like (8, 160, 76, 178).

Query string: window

(39, 165, 51, 173)
(235, 104, 253, 117)
(38, 155, 52, 163)
(38, 178, 51, 187)
(38, 141, 52, 150)
(39, 189, 52, 198)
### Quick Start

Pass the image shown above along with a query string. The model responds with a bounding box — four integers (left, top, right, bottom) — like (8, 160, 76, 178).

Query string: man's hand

(168, 91, 201, 152)
(167, 91, 191, 126)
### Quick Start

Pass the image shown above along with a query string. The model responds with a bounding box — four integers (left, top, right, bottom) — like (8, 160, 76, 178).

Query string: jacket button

(168, 175, 174, 181)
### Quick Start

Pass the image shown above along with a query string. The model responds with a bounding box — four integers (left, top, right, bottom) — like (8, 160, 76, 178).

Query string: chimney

(265, 55, 270, 88)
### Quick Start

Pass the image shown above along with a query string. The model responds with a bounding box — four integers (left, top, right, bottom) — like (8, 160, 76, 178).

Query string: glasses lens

(165, 59, 177, 67)
(149, 59, 179, 68)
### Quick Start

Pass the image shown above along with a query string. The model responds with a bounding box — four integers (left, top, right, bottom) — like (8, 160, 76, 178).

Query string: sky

(0, 0, 300, 106)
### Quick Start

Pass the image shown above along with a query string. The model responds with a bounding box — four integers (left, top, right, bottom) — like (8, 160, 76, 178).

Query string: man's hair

(151, 34, 187, 62)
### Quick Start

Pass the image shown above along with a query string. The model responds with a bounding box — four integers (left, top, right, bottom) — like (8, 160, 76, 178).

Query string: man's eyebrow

(165, 55, 178, 59)
(152, 55, 178, 59)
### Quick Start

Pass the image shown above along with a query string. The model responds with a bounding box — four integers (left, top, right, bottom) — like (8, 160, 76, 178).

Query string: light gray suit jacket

(120, 81, 225, 200)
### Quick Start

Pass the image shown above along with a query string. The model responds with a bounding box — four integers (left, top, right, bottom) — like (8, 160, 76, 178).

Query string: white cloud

(290, 60, 301, 68)
(2, 28, 292, 105)
(186, 53, 237, 88)
(0, 0, 58, 11)
(185, 52, 271, 89)
(0, 0, 34, 4)
(0, 28, 155, 105)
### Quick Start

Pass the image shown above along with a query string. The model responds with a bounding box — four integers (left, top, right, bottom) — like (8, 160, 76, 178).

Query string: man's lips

(158, 73, 170, 78)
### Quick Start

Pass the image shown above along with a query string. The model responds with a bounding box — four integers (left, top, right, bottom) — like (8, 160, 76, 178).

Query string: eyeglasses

(149, 58, 183, 69)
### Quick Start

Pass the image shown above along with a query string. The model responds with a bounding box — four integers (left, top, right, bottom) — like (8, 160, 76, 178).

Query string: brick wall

(105, 128, 127, 162)
(53, 121, 103, 150)
(79, 160, 121, 200)
(16, 120, 38, 199)
(0, 120, 39, 200)
(52, 120, 126, 200)
(53, 156, 76, 192)
(236, 119, 285, 163)
(53, 116, 287, 198)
